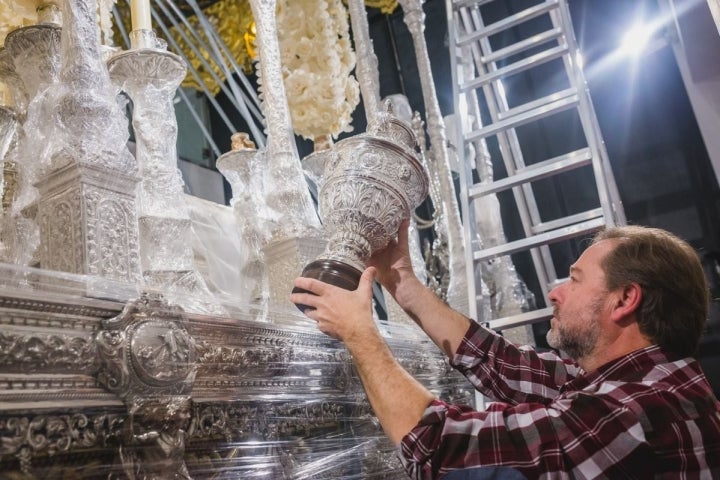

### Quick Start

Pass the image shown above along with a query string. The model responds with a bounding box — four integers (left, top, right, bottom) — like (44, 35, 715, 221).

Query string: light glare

(620, 24, 654, 56)
(575, 51, 584, 70)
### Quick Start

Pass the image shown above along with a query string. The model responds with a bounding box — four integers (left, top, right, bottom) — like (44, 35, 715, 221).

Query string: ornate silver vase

(293, 113, 429, 309)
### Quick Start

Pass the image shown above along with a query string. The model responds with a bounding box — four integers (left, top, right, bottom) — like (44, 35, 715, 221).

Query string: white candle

(130, 0, 152, 31)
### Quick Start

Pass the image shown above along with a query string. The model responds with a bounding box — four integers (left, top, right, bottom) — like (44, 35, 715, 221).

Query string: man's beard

(546, 296, 604, 361)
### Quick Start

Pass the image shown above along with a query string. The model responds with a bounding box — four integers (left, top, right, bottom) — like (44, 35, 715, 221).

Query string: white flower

(276, 0, 359, 142)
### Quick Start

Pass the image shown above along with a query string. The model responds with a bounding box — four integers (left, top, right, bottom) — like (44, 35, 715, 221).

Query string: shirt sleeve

(451, 320, 582, 405)
(398, 396, 652, 480)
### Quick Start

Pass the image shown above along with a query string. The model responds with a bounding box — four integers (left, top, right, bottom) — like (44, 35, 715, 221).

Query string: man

(290, 223, 720, 479)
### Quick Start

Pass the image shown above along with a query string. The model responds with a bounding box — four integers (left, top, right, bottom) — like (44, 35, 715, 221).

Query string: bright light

(620, 24, 655, 56)
(575, 51, 584, 70)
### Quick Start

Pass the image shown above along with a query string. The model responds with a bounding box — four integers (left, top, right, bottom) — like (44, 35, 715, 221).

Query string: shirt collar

(560, 344, 668, 393)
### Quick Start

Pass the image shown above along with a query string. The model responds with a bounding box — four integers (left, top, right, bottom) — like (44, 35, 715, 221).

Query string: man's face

(546, 240, 616, 361)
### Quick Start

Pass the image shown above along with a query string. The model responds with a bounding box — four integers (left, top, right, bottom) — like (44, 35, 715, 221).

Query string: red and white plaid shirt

(399, 321, 720, 479)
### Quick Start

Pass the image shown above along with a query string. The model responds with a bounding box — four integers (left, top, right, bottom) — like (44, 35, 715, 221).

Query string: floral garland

(275, 0, 360, 141)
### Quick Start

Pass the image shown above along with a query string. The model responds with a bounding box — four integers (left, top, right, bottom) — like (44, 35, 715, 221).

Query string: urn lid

(370, 100, 422, 161)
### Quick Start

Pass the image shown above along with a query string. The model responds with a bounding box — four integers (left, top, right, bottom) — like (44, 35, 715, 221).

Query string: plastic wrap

(0, 105, 14, 170)
(0, 3, 483, 479)
(216, 137, 273, 317)
(0, 47, 29, 112)
(0, 106, 16, 261)
(397, 0, 469, 317)
(2, 21, 62, 268)
(0, 262, 475, 479)
(107, 38, 225, 316)
(347, 0, 382, 129)
(0, 0, 37, 45)
(251, 0, 321, 241)
(185, 195, 246, 301)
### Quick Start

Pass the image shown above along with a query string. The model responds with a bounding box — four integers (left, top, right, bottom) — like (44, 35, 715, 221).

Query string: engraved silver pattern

(314, 116, 429, 271)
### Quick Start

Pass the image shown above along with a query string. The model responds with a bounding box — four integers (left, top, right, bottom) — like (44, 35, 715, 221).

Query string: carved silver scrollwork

(0, 330, 98, 373)
(95, 292, 196, 479)
(315, 119, 429, 272)
(96, 292, 196, 399)
(0, 412, 124, 475)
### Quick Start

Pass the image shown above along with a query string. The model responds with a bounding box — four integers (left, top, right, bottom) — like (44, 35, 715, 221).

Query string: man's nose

(548, 281, 565, 304)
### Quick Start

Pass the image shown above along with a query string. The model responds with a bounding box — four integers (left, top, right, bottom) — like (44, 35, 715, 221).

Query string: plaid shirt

(399, 321, 720, 479)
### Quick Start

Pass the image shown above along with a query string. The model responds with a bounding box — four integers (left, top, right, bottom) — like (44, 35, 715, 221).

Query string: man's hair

(592, 226, 709, 358)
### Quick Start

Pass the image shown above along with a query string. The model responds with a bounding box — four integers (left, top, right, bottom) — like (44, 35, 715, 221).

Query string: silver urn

(294, 112, 429, 308)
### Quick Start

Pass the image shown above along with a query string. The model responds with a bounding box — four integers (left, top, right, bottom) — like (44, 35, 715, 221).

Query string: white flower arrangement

(275, 0, 360, 142)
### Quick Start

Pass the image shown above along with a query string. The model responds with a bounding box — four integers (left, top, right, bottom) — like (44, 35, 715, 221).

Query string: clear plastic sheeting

(216, 138, 275, 317)
(2, 21, 61, 267)
(185, 195, 247, 302)
(251, 0, 321, 242)
(0, 106, 15, 210)
(49, 0, 134, 174)
(0, 262, 475, 479)
(107, 43, 226, 316)
(185, 436, 405, 479)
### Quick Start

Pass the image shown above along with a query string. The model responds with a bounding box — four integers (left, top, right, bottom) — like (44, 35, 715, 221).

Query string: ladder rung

(457, 0, 560, 44)
(531, 208, 604, 234)
(452, 0, 496, 11)
(461, 44, 568, 92)
(469, 148, 592, 198)
(473, 217, 605, 262)
(498, 87, 577, 121)
(486, 307, 553, 331)
(465, 91, 579, 142)
(481, 28, 563, 64)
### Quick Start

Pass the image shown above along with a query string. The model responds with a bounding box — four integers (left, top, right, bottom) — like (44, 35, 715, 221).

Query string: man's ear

(610, 282, 642, 323)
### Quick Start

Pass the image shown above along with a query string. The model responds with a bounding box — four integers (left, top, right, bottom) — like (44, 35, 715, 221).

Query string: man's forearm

(393, 275, 472, 358)
(346, 329, 435, 445)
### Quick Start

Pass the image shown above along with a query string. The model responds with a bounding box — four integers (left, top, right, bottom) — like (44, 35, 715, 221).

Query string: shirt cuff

(450, 319, 496, 369)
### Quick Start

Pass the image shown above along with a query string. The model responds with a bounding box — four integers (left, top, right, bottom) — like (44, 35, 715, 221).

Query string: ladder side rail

(466, 6, 559, 296)
(549, 8, 615, 223)
(448, 7, 482, 324)
(553, 2, 626, 225)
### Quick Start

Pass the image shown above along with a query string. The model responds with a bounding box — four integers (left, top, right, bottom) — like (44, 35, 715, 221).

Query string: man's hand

(368, 219, 419, 306)
(291, 264, 435, 446)
(290, 268, 378, 344)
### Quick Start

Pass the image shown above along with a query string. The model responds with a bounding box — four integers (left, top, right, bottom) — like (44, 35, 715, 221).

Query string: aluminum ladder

(446, 0, 626, 332)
